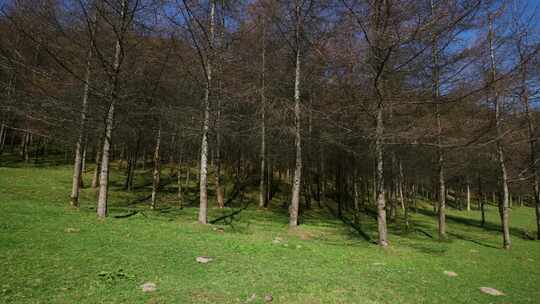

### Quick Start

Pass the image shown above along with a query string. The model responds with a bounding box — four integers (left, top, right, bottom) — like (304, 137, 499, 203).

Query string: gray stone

(141, 282, 156, 293)
(196, 256, 213, 264)
(479, 287, 504, 296)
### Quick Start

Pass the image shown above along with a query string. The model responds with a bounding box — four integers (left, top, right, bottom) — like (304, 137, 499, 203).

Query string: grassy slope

(1, 164, 539, 303)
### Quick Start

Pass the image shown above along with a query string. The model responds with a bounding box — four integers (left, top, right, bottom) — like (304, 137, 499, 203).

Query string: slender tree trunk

(69, 47, 92, 207)
(518, 39, 540, 239)
(124, 151, 133, 190)
(185, 165, 191, 187)
(398, 160, 405, 211)
(127, 135, 140, 191)
(177, 162, 183, 208)
(97, 0, 126, 218)
(97, 105, 114, 218)
(215, 127, 224, 208)
(389, 153, 397, 221)
(289, 1, 302, 228)
(23, 132, 31, 163)
(267, 159, 273, 202)
(151, 126, 161, 209)
(375, 104, 388, 247)
(431, 0, 446, 239)
(0, 122, 5, 154)
(91, 139, 101, 189)
(198, 0, 215, 224)
(353, 174, 360, 224)
(259, 15, 268, 209)
(215, 97, 224, 208)
(489, 15, 511, 249)
(79, 141, 87, 188)
(466, 180, 471, 212)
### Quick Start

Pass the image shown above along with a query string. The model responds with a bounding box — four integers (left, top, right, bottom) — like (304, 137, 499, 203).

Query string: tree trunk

(518, 37, 540, 239)
(0, 122, 6, 153)
(259, 15, 268, 209)
(398, 160, 405, 211)
(489, 15, 511, 249)
(97, 103, 114, 218)
(431, 0, 446, 240)
(267, 159, 273, 202)
(375, 104, 388, 247)
(177, 162, 183, 209)
(80, 141, 87, 188)
(353, 174, 360, 224)
(97, 0, 126, 218)
(289, 1, 302, 228)
(198, 0, 215, 224)
(185, 165, 191, 187)
(91, 139, 101, 189)
(215, 130, 224, 208)
(466, 181, 471, 212)
(151, 126, 161, 209)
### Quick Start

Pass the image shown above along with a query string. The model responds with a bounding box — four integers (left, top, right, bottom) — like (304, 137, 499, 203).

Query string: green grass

(1, 164, 540, 303)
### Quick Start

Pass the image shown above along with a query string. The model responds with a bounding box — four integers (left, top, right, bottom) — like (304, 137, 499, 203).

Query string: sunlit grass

(1, 164, 539, 303)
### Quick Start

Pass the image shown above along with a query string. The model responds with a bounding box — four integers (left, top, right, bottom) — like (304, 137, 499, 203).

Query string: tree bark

(431, 0, 446, 240)
(518, 36, 540, 239)
(375, 104, 388, 246)
(198, 0, 215, 224)
(259, 15, 268, 209)
(151, 126, 161, 209)
(466, 180, 471, 212)
(91, 139, 101, 189)
(97, 0, 126, 218)
(398, 160, 405, 211)
(177, 163, 183, 208)
(489, 14, 511, 249)
(70, 47, 92, 207)
(289, 0, 302, 228)
(0, 121, 6, 154)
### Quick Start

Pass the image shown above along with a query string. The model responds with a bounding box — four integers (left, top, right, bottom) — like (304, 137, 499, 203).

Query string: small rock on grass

(272, 237, 283, 244)
(479, 287, 504, 296)
(443, 271, 458, 277)
(196, 256, 213, 264)
(264, 294, 273, 302)
(141, 282, 157, 293)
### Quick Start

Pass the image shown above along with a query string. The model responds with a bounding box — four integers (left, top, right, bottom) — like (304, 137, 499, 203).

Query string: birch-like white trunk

(97, 0, 126, 218)
(198, 0, 215, 224)
(70, 48, 92, 207)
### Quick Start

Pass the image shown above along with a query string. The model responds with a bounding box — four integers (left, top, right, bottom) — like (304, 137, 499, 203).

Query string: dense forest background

(2, 0, 540, 249)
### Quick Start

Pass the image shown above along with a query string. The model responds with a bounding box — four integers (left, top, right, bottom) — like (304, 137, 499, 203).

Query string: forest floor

(1, 162, 540, 303)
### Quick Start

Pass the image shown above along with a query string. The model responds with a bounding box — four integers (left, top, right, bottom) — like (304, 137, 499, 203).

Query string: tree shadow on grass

(322, 200, 376, 244)
(446, 231, 499, 249)
(415, 207, 531, 241)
